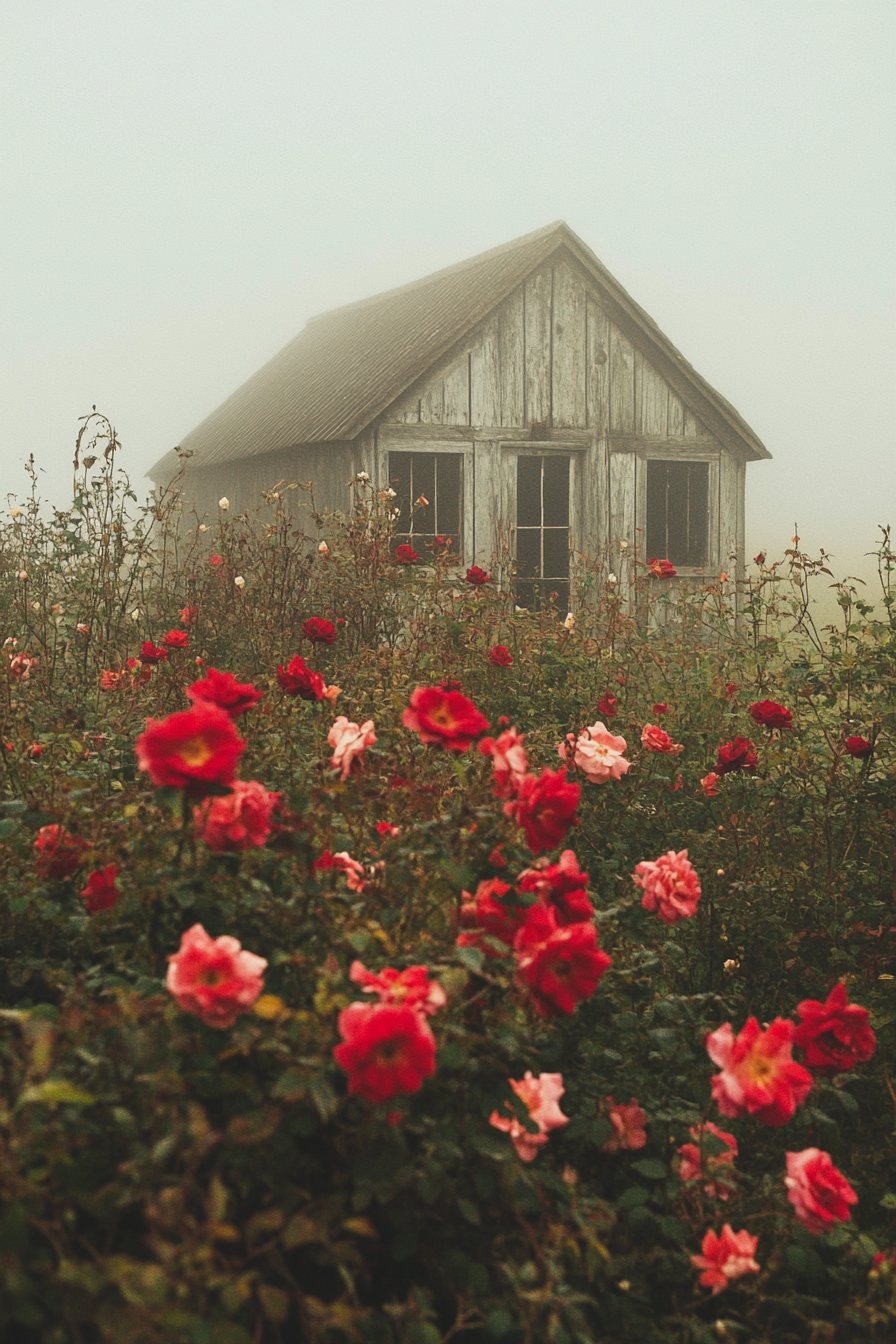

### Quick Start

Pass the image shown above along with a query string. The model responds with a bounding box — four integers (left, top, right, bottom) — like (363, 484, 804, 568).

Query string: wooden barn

(148, 222, 769, 608)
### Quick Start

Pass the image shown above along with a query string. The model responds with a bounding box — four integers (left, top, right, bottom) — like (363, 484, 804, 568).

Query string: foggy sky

(1, 1, 894, 600)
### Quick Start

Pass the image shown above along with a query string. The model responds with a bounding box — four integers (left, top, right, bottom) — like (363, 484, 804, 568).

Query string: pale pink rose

(328, 715, 377, 781)
(700, 772, 721, 797)
(194, 779, 281, 851)
(349, 960, 447, 1016)
(166, 923, 267, 1028)
(601, 1097, 648, 1151)
(479, 727, 529, 798)
(784, 1149, 858, 1235)
(558, 721, 630, 784)
(489, 1071, 569, 1162)
(640, 723, 683, 755)
(314, 849, 367, 892)
(632, 849, 702, 925)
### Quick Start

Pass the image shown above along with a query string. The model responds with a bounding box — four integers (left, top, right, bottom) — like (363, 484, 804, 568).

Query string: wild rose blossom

(749, 699, 793, 730)
(395, 544, 419, 564)
(516, 850, 593, 925)
(314, 850, 367, 892)
(633, 849, 702, 925)
(276, 655, 325, 700)
(489, 644, 513, 667)
(601, 1097, 648, 1152)
(34, 824, 89, 879)
(302, 617, 337, 645)
(700, 772, 721, 797)
(514, 904, 611, 1018)
(349, 961, 446, 1017)
(691, 1225, 759, 1294)
(334, 1001, 437, 1104)
(845, 735, 873, 759)
(179, 605, 198, 626)
(465, 565, 489, 586)
(558, 721, 631, 784)
(187, 667, 263, 717)
(784, 1148, 858, 1235)
(505, 767, 580, 855)
(478, 727, 529, 798)
(597, 693, 618, 717)
(166, 923, 267, 1029)
(100, 670, 124, 691)
(714, 736, 757, 775)
(489, 1072, 569, 1162)
(328, 716, 377, 780)
(194, 779, 281, 852)
(138, 641, 168, 666)
(9, 652, 38, 681)
(640, 723, 683, 754)
(161, 629, 189, 650)
(135, 702, 246, 793)
(457, 878, 524, 955)
(706, 1017, 813, 1127)
(79, 864, 121, 914)
(678, 1122, 738, 1199)
(402, 685, 490, 752)
(792, 981, 876, 1074)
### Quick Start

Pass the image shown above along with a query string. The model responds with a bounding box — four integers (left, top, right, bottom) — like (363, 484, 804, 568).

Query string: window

(389, 453, 462, 558)
(646, 460, 709, 569)
(515, 454, 570, 610)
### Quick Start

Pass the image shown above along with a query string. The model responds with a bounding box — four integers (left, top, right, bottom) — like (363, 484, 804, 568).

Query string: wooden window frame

(378, 443, 473, 565)
(636, 447, 720, 577)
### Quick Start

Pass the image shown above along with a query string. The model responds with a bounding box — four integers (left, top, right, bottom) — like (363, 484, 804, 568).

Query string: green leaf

(647, 1028, 679, 1055)
(455, 945, 483, 974)
(0, 817, 20, 838)
(631, 1158, 667, 1181)
(271, 1069, 304, 1101)
(616, 1186, 649, 1210)
(309, 1076, 340, 1122)
(457, 1197, 481, 1225)
(19, 1079, 95, 1106)
(589, 1118, 613, 1147)
(879, 1193, 896, 1209)
(471, 1132, 510, 1161)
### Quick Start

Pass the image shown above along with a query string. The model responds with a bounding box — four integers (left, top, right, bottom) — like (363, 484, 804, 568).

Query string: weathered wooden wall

(173, 442, 357, 524)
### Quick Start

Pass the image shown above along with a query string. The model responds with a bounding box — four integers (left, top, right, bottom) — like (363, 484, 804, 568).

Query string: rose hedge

(0, 426, 893, 1342)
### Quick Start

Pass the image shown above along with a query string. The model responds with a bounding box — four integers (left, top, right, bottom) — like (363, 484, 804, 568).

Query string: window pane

(646, 461, 669, 559)
(412, 455, 436, 536)
(389, 453, 413, 534)
(516, 456, 542, 528)
(542, 455, 570, 527)
(542, 528, 569, 580)
(515, 579, 537, 610)
(685, 462, 709, 566)
(435, 454, 461, 539)
(646, 460, 709, 567)
(516, 528, 541, 579)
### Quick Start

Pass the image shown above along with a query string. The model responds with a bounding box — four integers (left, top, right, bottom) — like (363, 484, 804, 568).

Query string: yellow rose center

(179, 734, 213, 768)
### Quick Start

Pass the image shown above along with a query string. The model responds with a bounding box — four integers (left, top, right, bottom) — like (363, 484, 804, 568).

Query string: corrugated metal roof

(149, 222, 768, 480)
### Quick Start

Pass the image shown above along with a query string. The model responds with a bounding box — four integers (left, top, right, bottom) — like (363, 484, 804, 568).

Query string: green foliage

(0, 415, 894, 1341)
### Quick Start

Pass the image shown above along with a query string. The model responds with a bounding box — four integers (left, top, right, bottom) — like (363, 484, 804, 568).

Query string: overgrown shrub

(0, 414, 894, 1343)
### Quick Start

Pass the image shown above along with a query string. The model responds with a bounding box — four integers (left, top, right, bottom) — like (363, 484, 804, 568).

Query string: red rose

(465, 566, 489, 586)
(80, 864, 120, 914)
(514, 904, 611, 1018)
(333, 1002, 436, 1104)
(648, 558, 677, 578)
(138, 640, 168, 666)
(749, 699, 793, 730)
(845, 735, 872, 759)
(714, 736, 757, 775)
(457, 878, 525, 956)
(516, 849, 594, 925)
(706, 1017, 812, 1127)
(395, 544, 419, 564)
(785, 1149, 858, 1235)
(489, 645, 513, 667)
(302, 617, 337, 645)
(597, 693, 618, 717)
(725, 682, 737, 698)
(276, 655, 325, 700)
(187, 666, 263, 717)
(505, 767, 580, 855)
(652, 702, 668, 716)
(641, 723, 683, 755)
(792, 981, 876, 1075)
(209, 555, 223, 567)
(34, 824, 89, 880)
(194, 779, 281, 852)
(161, 629, 189, 650)
(135, 702, 245, 793)
(402, 685, 489, 752)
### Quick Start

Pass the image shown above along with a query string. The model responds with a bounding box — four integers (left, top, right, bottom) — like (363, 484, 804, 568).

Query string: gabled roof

(149, 221, 769, 481)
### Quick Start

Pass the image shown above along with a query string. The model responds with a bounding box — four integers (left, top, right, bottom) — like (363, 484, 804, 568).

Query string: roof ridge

(304, 221, 569, 324)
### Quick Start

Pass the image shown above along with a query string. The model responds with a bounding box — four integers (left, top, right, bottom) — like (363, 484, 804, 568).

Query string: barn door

(514, 454, 570, 610)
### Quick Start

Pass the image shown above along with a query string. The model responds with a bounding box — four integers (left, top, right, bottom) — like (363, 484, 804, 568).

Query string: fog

(1, 1, 893, 612)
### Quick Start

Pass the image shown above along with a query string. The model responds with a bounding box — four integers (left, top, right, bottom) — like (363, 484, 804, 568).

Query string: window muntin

(515, 454, 570, 610)
(646, 460, 709, 569)
(389, 453, 462, 558)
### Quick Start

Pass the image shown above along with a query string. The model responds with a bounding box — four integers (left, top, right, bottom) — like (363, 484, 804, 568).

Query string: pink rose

(601, 1097, 647, 1152)
(784, 1148, 858, 1235)
(558, 721, 630, 784)
(706, 1018, 813, 1127)
(166, 923, 267, 1028)
(194, 779, 280, 852)
(691, 1225, 759, 1294)
(327, 715, 377, 781)
(478, 727, 529, 798)
(489, 1071, 569, 1162)
(633, 849, 701, 925)
(640, 723, 683, 755)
